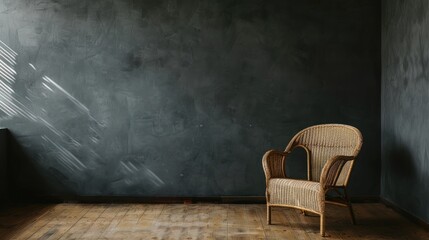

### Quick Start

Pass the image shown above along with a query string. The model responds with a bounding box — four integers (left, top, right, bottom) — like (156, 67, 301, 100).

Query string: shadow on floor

(0, 204, 54, 239)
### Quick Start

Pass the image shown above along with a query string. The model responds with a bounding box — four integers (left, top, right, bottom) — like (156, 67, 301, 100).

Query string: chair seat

(268, 178, 321, 213)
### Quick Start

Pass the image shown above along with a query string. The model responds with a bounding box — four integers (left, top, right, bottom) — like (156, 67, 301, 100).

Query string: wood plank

(58, 204, 108, 239)
(98, 204, 133, 239)
(26, 204, 92, 240)
(0, 204, 53, 240)
(0, 203, 427, 239)
(8, 204, 66, 240)
(254, 205, 297, 239)
(80, 204, 122, 239)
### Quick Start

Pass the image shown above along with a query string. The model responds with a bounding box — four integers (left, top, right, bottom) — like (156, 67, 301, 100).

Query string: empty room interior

(0, 0, 428, 239)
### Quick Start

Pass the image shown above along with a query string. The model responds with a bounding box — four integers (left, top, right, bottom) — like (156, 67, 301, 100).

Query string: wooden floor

(0, 203, 427, 239)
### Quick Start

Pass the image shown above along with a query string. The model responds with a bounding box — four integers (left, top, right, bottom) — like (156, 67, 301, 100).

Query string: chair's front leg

(267, 205, 271, 225)
(320, 213, 325, 237)
(319, 190, 326, 237)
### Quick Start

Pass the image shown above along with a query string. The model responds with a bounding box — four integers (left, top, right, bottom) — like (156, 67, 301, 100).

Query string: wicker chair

(262, 124, 363, 236)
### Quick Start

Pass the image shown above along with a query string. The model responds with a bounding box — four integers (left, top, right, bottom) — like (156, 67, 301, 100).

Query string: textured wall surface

(0, 0, 380, 198)
(0, 129, 8, 204)
(382, 0, 429, 223)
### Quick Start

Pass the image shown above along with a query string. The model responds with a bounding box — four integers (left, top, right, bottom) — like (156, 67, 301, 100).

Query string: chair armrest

(320, 155, 356, 189)
(262, 150, 289, 184)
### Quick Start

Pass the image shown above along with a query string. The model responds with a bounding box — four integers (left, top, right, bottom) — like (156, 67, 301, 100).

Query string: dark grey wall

(0, 0, 380, 198)
(0, 129, 8, 204)
(382, 0, 429, 223)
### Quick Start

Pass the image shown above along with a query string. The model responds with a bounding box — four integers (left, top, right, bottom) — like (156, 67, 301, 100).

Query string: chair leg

(344, 188, 356, 225)
(347, 204, 356, 225)
(267, 205, 271, 225)
(320, 213, 325, 237)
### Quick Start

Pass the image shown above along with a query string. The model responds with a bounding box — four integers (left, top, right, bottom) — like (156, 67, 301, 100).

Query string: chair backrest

(285, 124, 362, 185)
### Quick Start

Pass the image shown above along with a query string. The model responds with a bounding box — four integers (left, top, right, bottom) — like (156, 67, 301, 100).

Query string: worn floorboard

(0, 203, 427, 239)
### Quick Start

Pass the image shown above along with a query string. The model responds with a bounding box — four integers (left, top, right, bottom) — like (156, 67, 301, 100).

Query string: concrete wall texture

(382, 0, 429, 223)
(0, 0, 380, 198)
(0, 129, 8, 204)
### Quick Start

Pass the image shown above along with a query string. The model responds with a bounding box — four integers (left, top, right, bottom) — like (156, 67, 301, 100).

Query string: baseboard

(10, 195, 379, 204)
(220, 196, 266, 204)
(349, 195, 379, 203)
(380, 198, 429, 230)
(13, 195, 267, 204)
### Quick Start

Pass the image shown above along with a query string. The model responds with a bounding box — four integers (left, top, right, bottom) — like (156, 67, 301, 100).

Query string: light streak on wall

(120, 161, 165, 187)
(42, 75, 90, 113)
(28, 63, 36, 70)
(42, 135, 87, 171)
(0, 40, 17, 120)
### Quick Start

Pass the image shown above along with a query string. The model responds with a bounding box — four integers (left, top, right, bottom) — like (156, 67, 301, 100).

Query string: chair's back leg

(344, 188, 356, 224)
(348, 204, 356, 225)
